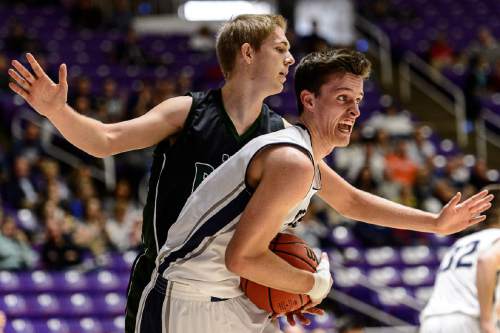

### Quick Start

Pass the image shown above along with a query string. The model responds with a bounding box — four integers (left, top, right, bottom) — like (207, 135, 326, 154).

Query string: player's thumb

(59, 64, 68, 87)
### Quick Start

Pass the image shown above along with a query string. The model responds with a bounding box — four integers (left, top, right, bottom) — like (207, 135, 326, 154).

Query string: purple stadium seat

(0, 271, 21, 294)
(28, 293, 62, 317)
(400, 245, 438, 266)
(401, 266, 435, 287)
(86, 270, 122, 293)
(59, 293, 94, 317)
(365, 247, 401, 267)
(329, 225, 360, 248)
(68, 318, 103, 333)
(414, 286, 434, 306)
(0, 294, 27, 318)
(367, 267, 402, 287)
(5, 319, 36, 333)
(101, 316, 126, 333)
(93, 292, 127, 317)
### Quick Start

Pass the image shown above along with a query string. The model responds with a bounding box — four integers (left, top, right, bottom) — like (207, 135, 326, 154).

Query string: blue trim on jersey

(158, 189, 252, 274)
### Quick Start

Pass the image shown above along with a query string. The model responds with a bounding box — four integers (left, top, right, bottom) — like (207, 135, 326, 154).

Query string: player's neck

(221, 81, 266, 134)
(300, 119, 335, 161)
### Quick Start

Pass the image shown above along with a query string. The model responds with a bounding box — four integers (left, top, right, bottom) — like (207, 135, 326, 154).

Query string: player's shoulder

(262, 144, 314, 178)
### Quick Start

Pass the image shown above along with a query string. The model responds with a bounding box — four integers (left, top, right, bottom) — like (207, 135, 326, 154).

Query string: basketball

(240, 233, 320, 315)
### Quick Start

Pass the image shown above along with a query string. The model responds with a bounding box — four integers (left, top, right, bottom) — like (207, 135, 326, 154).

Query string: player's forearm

(226, 250, 315, 294)
(345, 189, 438, 232)
(47, 104, 112, 157)
(477, 255, 497, 325)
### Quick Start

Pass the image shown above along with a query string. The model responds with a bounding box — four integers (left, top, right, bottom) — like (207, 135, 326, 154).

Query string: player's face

(252, 26, 295, 94)
(313, 73, 364, 147)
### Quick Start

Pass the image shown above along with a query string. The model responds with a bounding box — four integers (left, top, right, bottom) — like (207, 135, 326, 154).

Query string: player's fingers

(469, 215, 487, 225)
(9, 82, 30, 101)
(59, 63, 67, 86)
(294, 311, 311, 326)
(302, 306, 324, 316)
(470, 202, 492, 216)
(8, 69, 31, 90)
(468, 194, 494, 211)
(11, 60, 35, 83)
(286, 312, 296, 326)
(445, 192, 461, 208)
(463, 190, 489, 207)
(26, 53, 46, 78)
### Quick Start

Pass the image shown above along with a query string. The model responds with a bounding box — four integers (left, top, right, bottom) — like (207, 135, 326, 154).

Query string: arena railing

(477, 108, 500, 161)
(399, 51, 468, 149)
(11, 109, 116, 191)
(355, 15, 393, 87)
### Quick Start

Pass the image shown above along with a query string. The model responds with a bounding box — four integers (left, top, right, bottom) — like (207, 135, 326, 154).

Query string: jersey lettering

(191, 154, 231, 192)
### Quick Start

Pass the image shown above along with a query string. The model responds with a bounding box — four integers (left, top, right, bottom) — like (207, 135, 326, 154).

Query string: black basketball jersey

(141, 89, 285, 259)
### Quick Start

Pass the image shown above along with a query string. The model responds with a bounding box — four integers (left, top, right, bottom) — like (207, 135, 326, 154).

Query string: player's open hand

(435, 190, 494, 235)
(8, 53, 68, 117)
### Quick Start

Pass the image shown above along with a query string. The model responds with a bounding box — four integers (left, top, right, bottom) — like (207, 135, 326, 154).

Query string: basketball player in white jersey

(134, 49, 494, 333)
(420, 184, 500, 333)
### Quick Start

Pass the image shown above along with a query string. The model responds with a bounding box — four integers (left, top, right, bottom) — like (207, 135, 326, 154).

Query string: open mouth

(337, 123, 352, 134)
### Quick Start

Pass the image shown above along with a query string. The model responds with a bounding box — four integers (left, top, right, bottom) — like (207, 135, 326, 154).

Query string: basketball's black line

(299, 294, 304, 306)
(273, 250, 317, 271)
(268, 288, 276, 314)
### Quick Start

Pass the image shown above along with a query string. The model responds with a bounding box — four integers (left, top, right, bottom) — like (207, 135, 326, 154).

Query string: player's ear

(241, 43, 255, 65)
(300, 90, 315, 112)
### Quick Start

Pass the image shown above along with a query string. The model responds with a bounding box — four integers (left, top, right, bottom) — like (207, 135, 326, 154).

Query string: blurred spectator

(5, 21, 40, 54)
(177, 71, 194, 95)
(468, 27, 500, 66)
(108, 0, 133, 32)
(293, 197, 329, 249)
(469, 159, 492, 190)
(70, 0, 103, 30)
(12, 120, 45, 164)
(38, 159, 71, 203)
(73, 197, 109, 256)
(429, 32, 454, 70)
(105, 200, 141, 251)
(69, 178, 96, 219)
(112, 28, 147, 66)
(0, 54, 9, 90)
(464, 55, 489, 128)
(385, 140, 419, 187)
(354, 166, 378, 193)
(2, 157, 39, 209)
(0, 216, 37, 270)
(128, 82, 155, 118)
(414, 166, 442, 213)
(405, 126, 436, 167)
(41, 202, 82, 269)
(153, 78, 178, 105)
(488, 59, 500, 92)
(366, 105, 414, 137)
(69, 76, 97, 108)
(97, 78, 126, 122)
(300, 20, 329, 54)
(74, 96, 96, 118)
(189, 25, 215, 53)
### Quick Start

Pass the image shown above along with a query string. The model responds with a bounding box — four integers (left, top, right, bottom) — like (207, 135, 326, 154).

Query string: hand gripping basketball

(305, 252, 332, 303)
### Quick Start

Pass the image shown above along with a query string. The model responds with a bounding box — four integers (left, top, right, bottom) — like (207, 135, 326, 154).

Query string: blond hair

(216, 14, 287, 78)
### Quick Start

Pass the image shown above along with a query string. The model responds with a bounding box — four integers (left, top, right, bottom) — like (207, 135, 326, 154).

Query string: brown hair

(294, 48, 372, 114)
(216, 14, 287, 78)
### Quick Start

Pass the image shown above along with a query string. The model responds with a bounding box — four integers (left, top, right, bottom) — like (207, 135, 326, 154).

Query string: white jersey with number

(421, 228, 500, 320)
(154, 125, 321, 299)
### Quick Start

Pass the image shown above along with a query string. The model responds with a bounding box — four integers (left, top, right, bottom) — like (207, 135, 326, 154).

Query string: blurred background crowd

(0, 0, 499, 332)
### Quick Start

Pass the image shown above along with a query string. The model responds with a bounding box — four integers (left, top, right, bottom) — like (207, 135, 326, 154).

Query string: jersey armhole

(182, 91, 204, 133)
(243, 142, 315, 196)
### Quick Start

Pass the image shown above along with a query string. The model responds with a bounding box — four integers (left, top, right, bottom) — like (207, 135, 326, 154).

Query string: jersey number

(439, 240, 480, 272)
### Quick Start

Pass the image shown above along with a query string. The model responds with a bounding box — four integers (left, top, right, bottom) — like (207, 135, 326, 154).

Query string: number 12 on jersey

(439, 240, 480, 272)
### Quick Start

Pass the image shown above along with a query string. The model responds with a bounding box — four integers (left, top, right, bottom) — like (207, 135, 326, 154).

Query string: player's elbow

(225, 251, 247, 275)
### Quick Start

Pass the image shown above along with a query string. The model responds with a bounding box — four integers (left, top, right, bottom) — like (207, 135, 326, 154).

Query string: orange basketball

(240, 233, 320, 315)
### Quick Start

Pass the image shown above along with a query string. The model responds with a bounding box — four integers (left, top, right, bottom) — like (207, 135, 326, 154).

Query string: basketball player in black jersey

(9, 15, 494, 333)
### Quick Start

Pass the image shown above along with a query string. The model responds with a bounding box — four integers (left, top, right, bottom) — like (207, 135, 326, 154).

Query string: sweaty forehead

(322, 73, 364, 96)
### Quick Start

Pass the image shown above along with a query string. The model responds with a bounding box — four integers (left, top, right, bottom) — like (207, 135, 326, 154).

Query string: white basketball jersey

(421, 228, 500, 320)
(155, 125, 321, 298)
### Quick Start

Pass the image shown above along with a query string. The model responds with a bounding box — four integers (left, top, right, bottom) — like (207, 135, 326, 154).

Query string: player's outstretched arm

(225, 146, 331, 301)
(477, 240, 500, 333)
(9, 53, 191, 157)
(317, 161, 494, 235)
